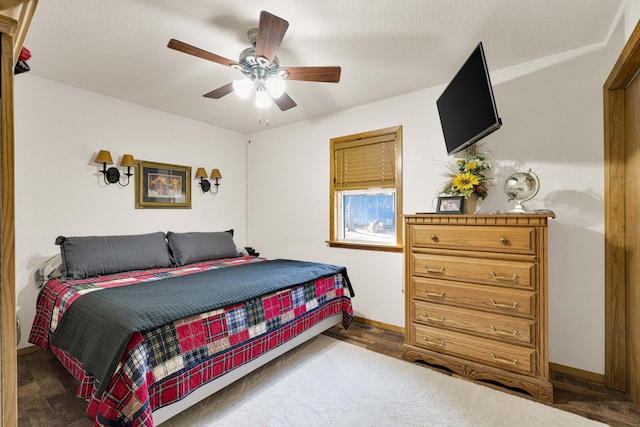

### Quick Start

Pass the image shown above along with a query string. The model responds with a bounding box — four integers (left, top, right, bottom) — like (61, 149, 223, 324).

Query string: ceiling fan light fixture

(168, 11, 342, 115)
(239, 46, 257, 66)
(233, 77, 254, 99)
(254, 87, 273, 109)
(265, 77, 286, 98)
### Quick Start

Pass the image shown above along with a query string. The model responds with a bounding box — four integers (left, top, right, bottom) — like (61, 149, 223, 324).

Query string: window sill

(326, 240, 403, 252)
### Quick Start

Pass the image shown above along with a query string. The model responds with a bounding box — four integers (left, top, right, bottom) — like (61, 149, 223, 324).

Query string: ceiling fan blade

(273, 92, 297, 111)
(203, 82, 235, 99)
(280, 66, 341, 83)
(168, 39, 238, 68)
(255, 11, 289, 64)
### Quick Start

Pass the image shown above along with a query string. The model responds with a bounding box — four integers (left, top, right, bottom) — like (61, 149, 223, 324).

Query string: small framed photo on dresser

(436, 195, 465, 214)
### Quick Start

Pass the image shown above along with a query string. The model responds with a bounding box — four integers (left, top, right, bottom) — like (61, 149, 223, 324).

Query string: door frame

(0, 20, 17, 426)
(0, 2, 37, 425)
(603, 19, 640, 392)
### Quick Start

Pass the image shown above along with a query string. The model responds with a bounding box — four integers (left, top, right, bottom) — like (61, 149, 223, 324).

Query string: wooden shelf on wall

(0, 0, 37, 65)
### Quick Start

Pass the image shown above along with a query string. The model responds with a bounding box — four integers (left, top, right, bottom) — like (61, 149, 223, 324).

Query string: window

(329, 126, 402, 251)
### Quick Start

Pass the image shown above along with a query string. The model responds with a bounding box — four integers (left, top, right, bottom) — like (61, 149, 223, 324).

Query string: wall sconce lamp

(195, 167, 222, 194)
(94, 150, 135, 186)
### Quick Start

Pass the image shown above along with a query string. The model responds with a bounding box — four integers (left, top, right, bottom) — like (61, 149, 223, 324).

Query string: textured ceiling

(23, 0, 623, 135)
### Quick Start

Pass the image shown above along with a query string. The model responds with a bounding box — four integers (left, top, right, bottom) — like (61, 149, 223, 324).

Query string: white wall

(246, 21, 627, 374)
(15, 10, 635, 375)
(14, 75, 248, 348)
(625, 0, 640, 37)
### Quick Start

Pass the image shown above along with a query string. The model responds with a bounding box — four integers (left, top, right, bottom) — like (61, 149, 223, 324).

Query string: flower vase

(463, 194, 478, 214)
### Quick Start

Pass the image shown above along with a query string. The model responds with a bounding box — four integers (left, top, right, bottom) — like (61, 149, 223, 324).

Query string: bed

(28, 231, 354, 426)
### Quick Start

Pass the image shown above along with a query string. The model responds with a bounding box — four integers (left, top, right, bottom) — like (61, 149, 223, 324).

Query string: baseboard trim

(353, 316, 404, 334)
(351, 318, 604, 385)
(549, 362, 604, 384)
(17, 344, 40, 357)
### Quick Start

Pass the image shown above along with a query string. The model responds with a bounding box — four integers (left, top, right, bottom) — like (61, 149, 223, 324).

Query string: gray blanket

(51, 259, 353, 396)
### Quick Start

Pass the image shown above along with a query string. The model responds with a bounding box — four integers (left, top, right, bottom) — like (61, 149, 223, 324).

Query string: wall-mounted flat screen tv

(436, 42, 502, 155)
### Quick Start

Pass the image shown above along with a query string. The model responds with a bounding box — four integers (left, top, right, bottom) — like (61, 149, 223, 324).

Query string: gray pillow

(56, 232, 172, 280)
(34, 253, 63, 288)
(166, 231, 240, 266)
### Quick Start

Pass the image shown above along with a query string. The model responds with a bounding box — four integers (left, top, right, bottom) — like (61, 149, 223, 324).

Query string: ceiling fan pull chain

(256, 107, 271, 126)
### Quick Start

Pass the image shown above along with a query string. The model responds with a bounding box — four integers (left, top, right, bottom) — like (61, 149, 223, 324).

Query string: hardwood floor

(18, 321, 640, 426)
(18, 345, 90, 427)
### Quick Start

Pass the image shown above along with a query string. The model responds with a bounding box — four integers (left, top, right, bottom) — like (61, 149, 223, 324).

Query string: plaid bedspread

(29, 256, 354, 426)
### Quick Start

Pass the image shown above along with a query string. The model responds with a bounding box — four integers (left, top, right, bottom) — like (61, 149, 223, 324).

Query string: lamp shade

(210, 169, 222, 179)
(94, 150, 113, 165)
(233, 78, 254, 99)
(254, 88, 273, 109)
(120, 154, 135, 167)
(265, 77, 285, 99)
(195, 167, 208, 179)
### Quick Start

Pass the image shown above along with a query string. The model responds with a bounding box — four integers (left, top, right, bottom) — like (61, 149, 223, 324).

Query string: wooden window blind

(334, 135, 396, 190)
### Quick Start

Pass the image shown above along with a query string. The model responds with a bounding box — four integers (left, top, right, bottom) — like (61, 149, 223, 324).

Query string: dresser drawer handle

(418, 313, 445, 323)
(490, 325, 518, 337)
(491, 353, 518, 366)
(490, 272, 518, 281)
(431, 234, 439, 242)
(499, 237, 509, 245)
(424, 290, 446, 298)
(424, 265, 445, 274)
(424, 337, 445, 347)
(491, 299, 519, 310)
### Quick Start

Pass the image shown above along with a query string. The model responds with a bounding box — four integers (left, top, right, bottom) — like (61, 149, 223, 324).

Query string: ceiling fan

(167, 10, 341, 111)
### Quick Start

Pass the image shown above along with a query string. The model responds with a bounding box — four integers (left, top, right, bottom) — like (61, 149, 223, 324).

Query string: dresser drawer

(412, 253, 535, 289)
(412, 301, 535, 345)
(413, 324, 536, 375)
(411, 225, 536, 254)
(411, 277, 535, 318)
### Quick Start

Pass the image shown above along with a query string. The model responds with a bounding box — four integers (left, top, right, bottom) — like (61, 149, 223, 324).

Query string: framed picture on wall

(135, 160, 191, 209)
(436, 195, 465, 214)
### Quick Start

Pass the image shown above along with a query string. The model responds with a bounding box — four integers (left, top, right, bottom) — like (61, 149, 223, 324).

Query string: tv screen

(436, 42, 502, 155)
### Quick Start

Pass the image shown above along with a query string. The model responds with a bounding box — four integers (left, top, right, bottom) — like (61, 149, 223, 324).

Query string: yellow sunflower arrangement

(441, 147, 491, 200)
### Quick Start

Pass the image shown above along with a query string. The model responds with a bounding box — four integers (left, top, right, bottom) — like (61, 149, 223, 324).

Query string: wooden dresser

(402, 213, 554, 402)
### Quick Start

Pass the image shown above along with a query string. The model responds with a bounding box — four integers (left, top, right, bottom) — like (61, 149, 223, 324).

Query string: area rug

(160, 335, 607, 427)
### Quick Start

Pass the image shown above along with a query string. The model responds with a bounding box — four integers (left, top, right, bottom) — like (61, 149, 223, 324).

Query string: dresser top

(404, 213, 555, 226)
